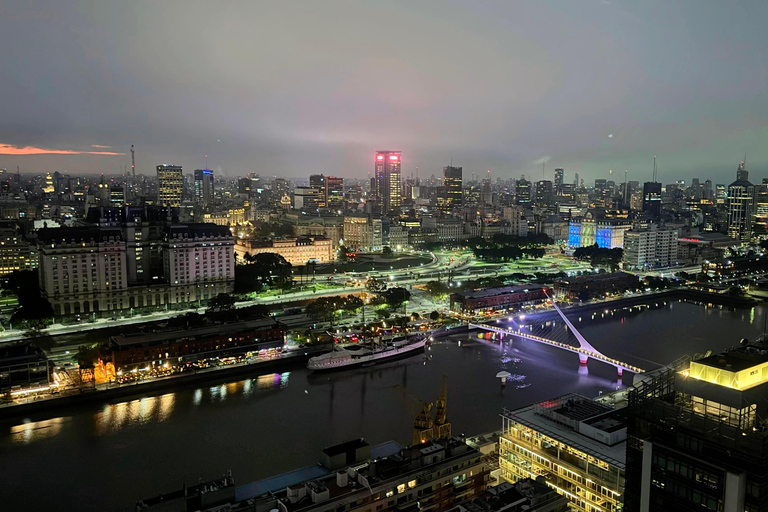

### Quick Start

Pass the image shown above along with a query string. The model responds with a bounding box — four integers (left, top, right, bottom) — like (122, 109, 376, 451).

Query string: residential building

(447, 479, 569, 512)
(194, 169, 214, 208)
(235, 236, 335, 266)
(534, 180, 553, 207)
(622, 225, 679, 270)
(156, 165, 183, 207)
(624, 341, 768, 511)
(500, 394, 626, 512)
(387, 225, 409, 251)
(140, 437, 490, 512)
(516, 178, 531, 206)
(373, 151, 402, 214)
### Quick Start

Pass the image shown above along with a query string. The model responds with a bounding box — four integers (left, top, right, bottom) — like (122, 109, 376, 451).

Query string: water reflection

(9, 417, 69, 444)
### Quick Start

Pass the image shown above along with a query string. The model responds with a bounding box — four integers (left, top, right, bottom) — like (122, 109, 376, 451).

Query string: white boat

(307, 333, 428, 372)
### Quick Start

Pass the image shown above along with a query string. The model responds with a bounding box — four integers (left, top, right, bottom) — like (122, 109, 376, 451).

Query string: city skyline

(1, 1, 768, 183)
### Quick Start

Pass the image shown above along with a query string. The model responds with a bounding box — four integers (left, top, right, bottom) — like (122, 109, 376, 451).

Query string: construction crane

(392, 375, 450, 446)
(131, 144, 136, 176)
(434, 375, 451, 439)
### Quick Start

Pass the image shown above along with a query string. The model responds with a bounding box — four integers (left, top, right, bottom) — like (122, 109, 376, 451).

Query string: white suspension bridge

(469, 293, 644, 376)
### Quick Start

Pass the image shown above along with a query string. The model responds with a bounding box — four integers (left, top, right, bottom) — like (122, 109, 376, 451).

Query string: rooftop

(695, 344, 768, 374)
(454, 284, 546, 300)
(110, 317, 284, 348)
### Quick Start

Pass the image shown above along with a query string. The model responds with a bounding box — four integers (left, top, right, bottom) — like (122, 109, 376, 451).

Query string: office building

(625, 341, 768, 511)
(642, 182, 662, 219)
(325, 176, 344, 208)
(0, 221, 36, 275)
(343, 215, 382, 252)
(194, 169, 214, 208)
(309, 174, 327, 208)
(727, 160, 756, 244)
(500, 394, 626, 512)
(294, 186, 324, 211)
(373, 151, 402, 214)
(622, 225, 679, 270)
(438, 166, 463, 212)
(156, 165, 183, 207)
(516, 178, 531, 206)
(554, 168, 564, 194)
(534, 180, 554, 207)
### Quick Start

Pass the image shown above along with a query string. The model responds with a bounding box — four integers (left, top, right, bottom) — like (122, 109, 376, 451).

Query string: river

(1, 300, 765, 511)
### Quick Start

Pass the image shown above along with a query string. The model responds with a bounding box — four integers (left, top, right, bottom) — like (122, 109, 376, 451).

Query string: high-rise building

(438, 166, 463, 213)
(193, 169, 214, 208)
(309, 174, 327, 208)
(516, 177, 531, 206)
(373, 151, 402, 214)
(534, 180, 553, 207)
(325, 176, 344, 208)
(156, 165, 183, 207)
(554, 167, 564, 194)
(625, 341, 768, 511)
(574, 172, 580, 187)
(642, 182, 662, 219)
(727, 160, 756, 244)
(294, 186, 323, 211)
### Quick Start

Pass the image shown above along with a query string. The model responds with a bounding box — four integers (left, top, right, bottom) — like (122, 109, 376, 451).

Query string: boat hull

(307, 340, 426, 372)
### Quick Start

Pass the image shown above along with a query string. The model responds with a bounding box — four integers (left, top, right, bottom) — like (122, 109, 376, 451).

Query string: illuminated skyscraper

(156, 165, 183, 207)
(194, 169, 214, 207)
(373, 151, 402, 214)
(438, 166, 462, 212)
(727, 160, 755, 244)
(325, 176, 344, 208)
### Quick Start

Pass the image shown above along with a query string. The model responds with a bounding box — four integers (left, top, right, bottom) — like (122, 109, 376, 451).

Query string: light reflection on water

(7, 372, 291, 444)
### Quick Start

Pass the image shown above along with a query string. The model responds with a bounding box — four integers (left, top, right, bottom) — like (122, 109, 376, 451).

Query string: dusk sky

(1, 0, 767, 184)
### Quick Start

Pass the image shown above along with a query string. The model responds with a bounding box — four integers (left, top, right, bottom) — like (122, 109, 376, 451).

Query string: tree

(342, 295, 363, 313)
(235, 253, 293, 293)
(306, 297, 343, 323)
(382, 287, 411, 312)
(76, 343, 101, 369)
(425, 281, 450, 300)
(429, 310, 440, 321)
(382, 246, 393, 255)
(366, 277, 387, 293)
(207, 293, 236, 313)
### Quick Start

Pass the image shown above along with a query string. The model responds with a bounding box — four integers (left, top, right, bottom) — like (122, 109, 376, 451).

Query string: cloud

(91, 144, 112, 149)
(0, 143, 125, 156)
(532, 155, 552, 166)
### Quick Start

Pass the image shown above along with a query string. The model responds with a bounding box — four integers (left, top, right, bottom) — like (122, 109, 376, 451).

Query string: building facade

(374, 151, 402, 214)
(500, 394, 626, 512)
(194, 169, 214, 208)
(156, 165, 183, 207)
(235, 236, 335, 266)
(622, 225, 679, 270)
(343, 215, 383, 252)
(727, 161, 755, 244)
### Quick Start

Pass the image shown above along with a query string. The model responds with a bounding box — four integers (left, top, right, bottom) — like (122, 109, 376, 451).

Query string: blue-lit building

(568, 214, 634, 249)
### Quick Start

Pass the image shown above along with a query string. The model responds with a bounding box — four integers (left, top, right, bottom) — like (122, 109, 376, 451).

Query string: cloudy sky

(1, 0, 767, 185)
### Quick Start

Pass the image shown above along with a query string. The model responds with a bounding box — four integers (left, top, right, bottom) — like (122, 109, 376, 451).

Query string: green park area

(313, 253, 432, 275)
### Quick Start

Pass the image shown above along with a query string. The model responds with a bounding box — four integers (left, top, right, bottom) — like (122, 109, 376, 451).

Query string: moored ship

(307, 333, 428, 372)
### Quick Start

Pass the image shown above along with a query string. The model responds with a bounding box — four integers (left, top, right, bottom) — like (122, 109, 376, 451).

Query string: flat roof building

(450, 285, 548, 316)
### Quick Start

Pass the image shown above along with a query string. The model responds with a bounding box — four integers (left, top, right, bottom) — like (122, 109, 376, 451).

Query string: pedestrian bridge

(469, 294, 644, 376)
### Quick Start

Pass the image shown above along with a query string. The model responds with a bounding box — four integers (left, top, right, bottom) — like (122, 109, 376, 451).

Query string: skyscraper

(325, 176, 344, 208)
(534, 180, 553, 207)
(156, 165, 183, 207)
(373, 151, 402, 214)
(309, 174, 327, 208)
(516, 177, 531, 206)
(642, 182, 662, 219)
(194, 169, 214, 208)
(727, 160, 755, 244)
(554, 167, 564, 194)
(438, 166, 463, 212)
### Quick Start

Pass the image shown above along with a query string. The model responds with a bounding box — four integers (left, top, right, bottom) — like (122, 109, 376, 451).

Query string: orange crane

(392, 375, 450, 446)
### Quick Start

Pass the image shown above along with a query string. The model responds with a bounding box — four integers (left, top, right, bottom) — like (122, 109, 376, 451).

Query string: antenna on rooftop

(131, 145, 136, 176)
(652, 156, 657, 183)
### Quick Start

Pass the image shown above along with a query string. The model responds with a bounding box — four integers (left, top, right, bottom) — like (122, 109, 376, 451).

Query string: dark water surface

(1, 300, 765, 511)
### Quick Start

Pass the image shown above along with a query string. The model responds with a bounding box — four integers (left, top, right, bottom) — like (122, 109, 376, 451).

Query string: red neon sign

(389, 155, 399, 161)
(376, 155, 384, 161)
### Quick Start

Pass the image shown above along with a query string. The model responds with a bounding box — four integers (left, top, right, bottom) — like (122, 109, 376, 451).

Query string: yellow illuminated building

(687, 358, 768, 390)
(500, 395, 625, 512)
